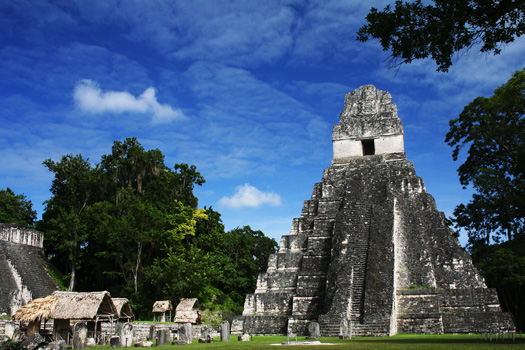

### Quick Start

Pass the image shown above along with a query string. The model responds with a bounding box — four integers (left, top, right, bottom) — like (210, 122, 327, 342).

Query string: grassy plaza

(89, 334, 525, 350)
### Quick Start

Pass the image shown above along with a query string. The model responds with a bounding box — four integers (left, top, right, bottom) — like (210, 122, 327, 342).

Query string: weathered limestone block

(311, 219, 335, 236)
(119, 323, 133, 347)
(238, 334, 250, 341)
(198, 326, 212, 343)
(110, 336, 120, 348)
(307, 322, 320, 339)
(305, 237, 331, 255)
(133, 341, 153, 347)
(296, 276, 326, 296)
(42, 340, 67, 350)
(291, 296, 319, 317)
(21, 333, 45, 350)
(148, 325, 155, 340)
(300, 256, 330, 274)
(301, 200, 319, 216)
(230, 317, 244, 335)
(155, 329, 170, 346)
(4, 321, 16, 339)
(179, 323, 192, 345)
(279, 235, 307, 250)
(72, 321, 88, 349)
(220, 321, 230, 342)
(249, 292, 293, 316)
(241, 316, 288, 335)
(316, 200, 340, 217)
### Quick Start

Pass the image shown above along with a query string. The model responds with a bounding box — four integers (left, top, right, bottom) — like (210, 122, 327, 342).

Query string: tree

(173, 163, 206, 209)
(100, 137, 165, 202)
(40, 154, 98, 291)
(0, 188, 37, 226)
(445, 67, 525, 329)
(445, 67, 525, 244)
(357, 0, 525, 71)
(219, 226, 277, 307)
(470, 235, 525, 329)
(39, 138, 276, 319)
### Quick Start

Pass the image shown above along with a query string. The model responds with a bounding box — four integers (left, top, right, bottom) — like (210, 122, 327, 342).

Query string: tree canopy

(445, 67, 525, 244)
(0, 187, 37, 226)
(445, 68, 525, 328)
(357, 0, 525, 71)
(470, 236, 525, 329)
(38, 137, 277, 319)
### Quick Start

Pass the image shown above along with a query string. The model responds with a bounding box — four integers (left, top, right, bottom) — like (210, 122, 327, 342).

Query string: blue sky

(1, 0, 524, 247)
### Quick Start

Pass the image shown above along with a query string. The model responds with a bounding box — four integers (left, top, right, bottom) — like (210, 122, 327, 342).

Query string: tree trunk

(68, 263, 75, 292)
(134, 241, 142, 293)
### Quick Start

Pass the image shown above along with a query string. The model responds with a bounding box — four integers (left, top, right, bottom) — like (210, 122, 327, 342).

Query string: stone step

(319, 321, 389, 337)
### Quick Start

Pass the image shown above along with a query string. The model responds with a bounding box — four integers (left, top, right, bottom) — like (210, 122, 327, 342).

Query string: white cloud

(73, 79, 186, 123)
(218, 183, 282, 209)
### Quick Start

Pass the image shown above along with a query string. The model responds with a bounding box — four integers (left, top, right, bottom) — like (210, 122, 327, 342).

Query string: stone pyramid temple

(236, 85, 514, 336)
(0, 224, 58, 315)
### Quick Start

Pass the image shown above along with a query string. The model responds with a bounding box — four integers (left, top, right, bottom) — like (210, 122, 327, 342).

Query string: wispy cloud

(218, 183, 282, 209)
(73, 79, 186, 124)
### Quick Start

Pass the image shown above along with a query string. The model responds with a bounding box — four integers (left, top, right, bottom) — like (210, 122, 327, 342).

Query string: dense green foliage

(38, 137, 277, 319)
(471, 236, 525, 330)
(357, 0, 525, 71)
(0, 187, 37, 226)
(445, 68, 525, 244)
(446, 68, 525, 329)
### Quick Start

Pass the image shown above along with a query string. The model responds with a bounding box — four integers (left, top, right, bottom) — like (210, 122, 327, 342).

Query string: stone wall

(0, 319, 218, 340)
(0, 224, 44, 248)
(397, 289, 514, 334)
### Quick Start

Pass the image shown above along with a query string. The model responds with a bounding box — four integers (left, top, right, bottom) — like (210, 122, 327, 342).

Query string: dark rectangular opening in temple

(362, 139, 375, 155)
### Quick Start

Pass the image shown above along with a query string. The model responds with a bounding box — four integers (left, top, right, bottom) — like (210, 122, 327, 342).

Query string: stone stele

(237, 85, 515, 336)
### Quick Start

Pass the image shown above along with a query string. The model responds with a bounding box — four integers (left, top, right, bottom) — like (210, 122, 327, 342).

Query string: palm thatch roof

(12, 295, 58, 323)
(173, 298, 201, 324)
(175, 298, 199, 311)
(112, 298, 134, 321)
(50, 291, 117, 320)
(152, 300, 172, 313)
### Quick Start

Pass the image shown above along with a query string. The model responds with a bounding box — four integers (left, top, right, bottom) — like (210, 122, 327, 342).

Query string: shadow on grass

(323, 334, 525, 345)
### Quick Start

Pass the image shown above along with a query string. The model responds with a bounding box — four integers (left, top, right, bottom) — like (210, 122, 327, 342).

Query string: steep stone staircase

(0, 241, 58, 299)
(319, 198, 391, 337)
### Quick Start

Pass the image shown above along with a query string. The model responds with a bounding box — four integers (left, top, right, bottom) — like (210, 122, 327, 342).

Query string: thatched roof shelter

(152, 300, 172, 313)
(152, 300, 172, 322)
(11, 291, 118, 321)
(51, 291, 117, 320)
(112, 298, 134, 322)
(175, 298, 200, 312)
(173, 298, 201, 324)
(12, 295, 58, 323)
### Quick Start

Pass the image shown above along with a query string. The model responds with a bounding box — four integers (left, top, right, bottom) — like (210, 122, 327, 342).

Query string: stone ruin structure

(236, 85, 515, 336)
(0, 224, 58, 315)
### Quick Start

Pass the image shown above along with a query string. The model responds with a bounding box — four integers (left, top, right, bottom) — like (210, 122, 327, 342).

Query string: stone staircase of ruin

(0, 241, 58, 299)
(319, 200, 387, 337)
(347, 202, 370, 325)
(317, 320, 340, 336)
(318, 320, 389, 337)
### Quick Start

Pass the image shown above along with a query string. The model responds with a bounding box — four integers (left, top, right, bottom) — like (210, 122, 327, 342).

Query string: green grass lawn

(88, 334, 525, 350)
